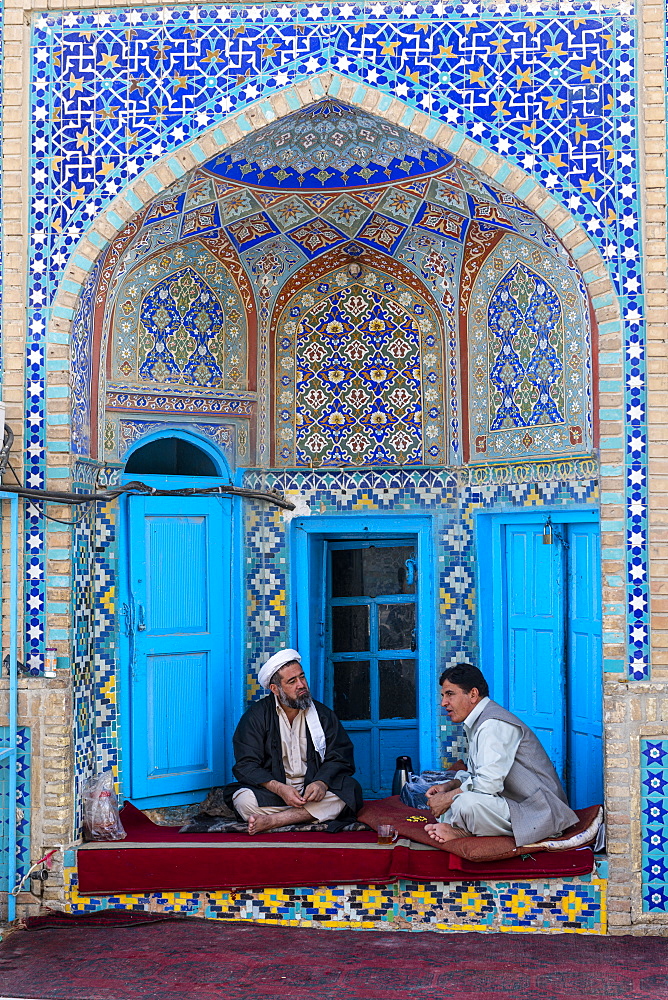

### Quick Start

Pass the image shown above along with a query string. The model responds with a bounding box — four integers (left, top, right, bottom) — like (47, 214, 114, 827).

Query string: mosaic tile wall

(62, 853, 606, 933)
(71, 463, 121, 832)
(0, 728, 32, 893)
(641, 739, 668, 913)
(243, 461, 598, 764)
(27, 0, 646, 688)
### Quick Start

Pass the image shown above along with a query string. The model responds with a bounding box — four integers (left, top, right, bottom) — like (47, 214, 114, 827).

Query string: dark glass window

(331, 605, 369, 653)
(333, 661, 371, 721)
(331, 545, 416, 599)
(379, 659, 416, 719)
(378, 603, 415, 650)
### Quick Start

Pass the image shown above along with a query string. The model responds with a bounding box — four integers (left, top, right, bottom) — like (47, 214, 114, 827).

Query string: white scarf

(305, 702, 327, 762)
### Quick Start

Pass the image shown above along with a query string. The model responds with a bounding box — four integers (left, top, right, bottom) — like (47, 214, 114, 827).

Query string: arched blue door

(120, 435, 234, 808)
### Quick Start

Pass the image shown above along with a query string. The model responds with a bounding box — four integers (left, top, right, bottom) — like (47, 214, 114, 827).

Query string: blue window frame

(292, 514, 438, 796)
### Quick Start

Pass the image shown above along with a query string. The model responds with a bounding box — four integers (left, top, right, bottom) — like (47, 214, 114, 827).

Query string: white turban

(257, 648, 301, 690)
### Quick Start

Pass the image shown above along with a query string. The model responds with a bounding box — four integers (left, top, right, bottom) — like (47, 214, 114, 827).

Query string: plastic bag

(82, 771, 126, 842)
(400, 769, 459, 809)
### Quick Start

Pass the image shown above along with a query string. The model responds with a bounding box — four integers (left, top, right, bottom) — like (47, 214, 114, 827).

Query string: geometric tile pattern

(72, 468, 122, 832)
(243, 462, 598, 762)
(62, 856, 606, 934)
(28, 1, 645, 683)
(641, 739, 668, 912)
(244, 503, 289, 702)
(0, 728, 32, 891)
(71, 487, 96, 827)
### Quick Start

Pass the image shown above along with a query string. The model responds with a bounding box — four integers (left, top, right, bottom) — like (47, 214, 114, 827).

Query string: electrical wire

(0, 423, 296, 510)
(12, 849, 58, 896)
(0, 480, 296, 510)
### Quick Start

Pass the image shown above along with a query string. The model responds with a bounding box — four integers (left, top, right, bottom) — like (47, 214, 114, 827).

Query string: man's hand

(426, 780, 462, 818)
(277, 784, 306, 807)
(303, 780, 327, 803)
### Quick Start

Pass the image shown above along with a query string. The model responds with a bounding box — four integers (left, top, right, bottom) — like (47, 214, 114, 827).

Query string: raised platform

(62, 805, 607, 934)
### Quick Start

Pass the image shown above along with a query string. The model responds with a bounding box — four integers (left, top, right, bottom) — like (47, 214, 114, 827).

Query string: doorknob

(137, 605, 146, 631)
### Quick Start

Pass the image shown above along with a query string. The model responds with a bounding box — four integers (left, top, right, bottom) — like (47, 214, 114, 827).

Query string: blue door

(325, 541, 419, 799)
(479, 512, 602, 809)
(506, 523, 566, 781)
(566, 523, 603, 808)
(125, 493, 231, 804)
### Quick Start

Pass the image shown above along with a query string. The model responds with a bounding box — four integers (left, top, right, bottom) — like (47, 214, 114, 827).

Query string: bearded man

(223, 649, 363, 835)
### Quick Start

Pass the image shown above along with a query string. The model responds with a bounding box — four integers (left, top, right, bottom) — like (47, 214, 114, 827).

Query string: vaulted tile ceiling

(202, 99, 454, 189)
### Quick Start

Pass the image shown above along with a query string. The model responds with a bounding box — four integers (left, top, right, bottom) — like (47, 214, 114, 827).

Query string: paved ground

(0, 917, 666, 999)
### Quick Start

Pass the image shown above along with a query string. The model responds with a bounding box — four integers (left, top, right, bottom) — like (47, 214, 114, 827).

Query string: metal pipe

(6, 494, 18, 922)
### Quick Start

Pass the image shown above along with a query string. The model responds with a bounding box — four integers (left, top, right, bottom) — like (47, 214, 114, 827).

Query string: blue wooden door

(566, 522, 603, 808)
(480, 512, 602, 806)
(325, 542, 419, 799)
(127, 494, 230, 802)
(505, 523, 566, 781)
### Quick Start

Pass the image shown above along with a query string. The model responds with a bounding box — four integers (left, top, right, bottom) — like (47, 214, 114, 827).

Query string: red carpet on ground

(76, 803, 594, 895)
(0, 915, 665, 1000)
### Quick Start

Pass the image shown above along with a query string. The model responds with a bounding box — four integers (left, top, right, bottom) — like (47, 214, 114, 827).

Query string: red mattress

(75, 804, 595, 896)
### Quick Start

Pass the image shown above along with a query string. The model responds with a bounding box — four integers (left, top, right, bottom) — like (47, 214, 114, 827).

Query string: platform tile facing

(62, 854, 605, 933)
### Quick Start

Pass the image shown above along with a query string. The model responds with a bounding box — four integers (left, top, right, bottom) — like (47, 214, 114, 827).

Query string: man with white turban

(223, 649, 363, 835)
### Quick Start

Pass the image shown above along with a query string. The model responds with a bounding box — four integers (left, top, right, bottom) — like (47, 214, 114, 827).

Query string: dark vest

(470, 700, 579, 846)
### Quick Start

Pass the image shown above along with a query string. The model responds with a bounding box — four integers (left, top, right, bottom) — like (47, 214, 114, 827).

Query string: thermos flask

(391, 755, 412, 796)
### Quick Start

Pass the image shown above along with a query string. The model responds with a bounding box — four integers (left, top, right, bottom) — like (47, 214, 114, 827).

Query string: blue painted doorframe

(292, 515, 438, 779)
(119, 470, 243, 807)
(476, 507, 602, 809)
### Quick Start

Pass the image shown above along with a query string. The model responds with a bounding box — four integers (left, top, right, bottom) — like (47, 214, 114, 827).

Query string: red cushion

(357, 796, 602, 861)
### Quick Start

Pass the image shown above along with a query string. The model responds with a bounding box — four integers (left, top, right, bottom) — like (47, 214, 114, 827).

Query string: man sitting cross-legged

(223, 649, 362, 835)
(424, 663, 578, 848)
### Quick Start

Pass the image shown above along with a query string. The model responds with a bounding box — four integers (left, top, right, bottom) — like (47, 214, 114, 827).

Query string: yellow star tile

(579, 175, 596, 196)
(203, 48, 223, 64)
(67, 72, 85, 95)
(580, 60, 597, 82)
(379, 39, 401, 55)
(259, 42, 281, 58)
(68, 184, 85, 207)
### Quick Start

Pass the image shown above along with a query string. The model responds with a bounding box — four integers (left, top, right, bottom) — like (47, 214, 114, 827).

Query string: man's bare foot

(247, 806, 312, 835)
(424, 822, 469, 844)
